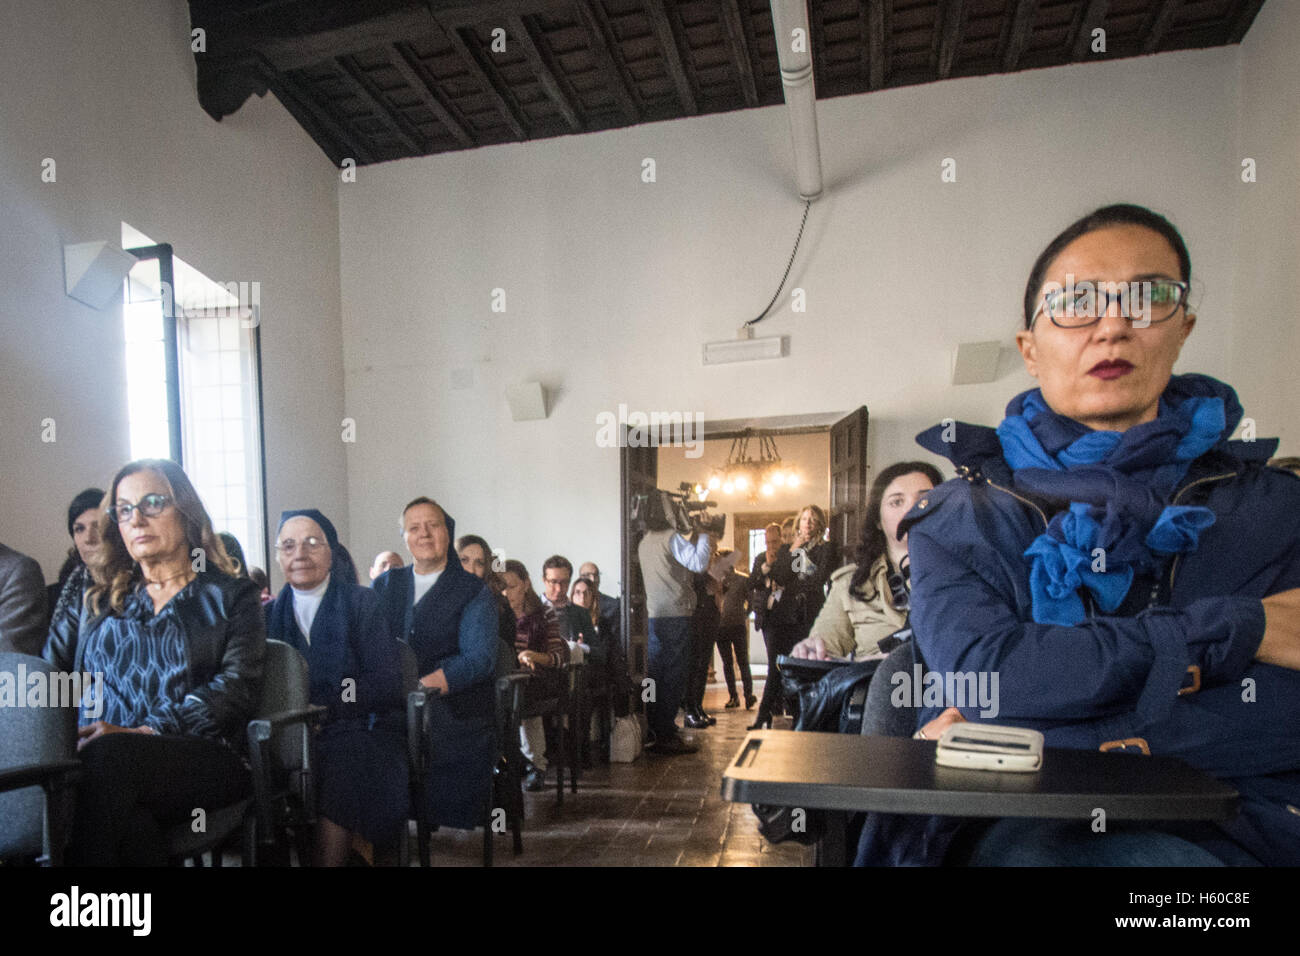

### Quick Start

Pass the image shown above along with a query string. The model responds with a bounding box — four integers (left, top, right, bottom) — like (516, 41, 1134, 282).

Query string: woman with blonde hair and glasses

(750, 503, 833, 729)
(45, 458, 265, 866)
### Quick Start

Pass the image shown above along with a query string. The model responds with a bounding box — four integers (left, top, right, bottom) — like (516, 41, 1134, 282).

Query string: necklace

(144, 569, 194, 590)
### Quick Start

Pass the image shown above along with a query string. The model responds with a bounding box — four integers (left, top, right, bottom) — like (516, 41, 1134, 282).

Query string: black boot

(684, 706, 710, 729)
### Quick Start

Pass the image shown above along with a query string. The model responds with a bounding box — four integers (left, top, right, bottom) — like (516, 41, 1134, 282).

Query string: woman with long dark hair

(792, 462, 944, 661)
(46, 487, 105, 627)
(457, 533, 518, 672)
(501, 558, 568, 790)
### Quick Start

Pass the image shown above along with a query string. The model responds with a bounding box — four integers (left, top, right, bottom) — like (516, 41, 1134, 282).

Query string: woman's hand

(517, 650, 546, 671)
(77, 721, 151, 751)
(914, 706, 965, 740)
(1258, 589, 1300, 671)
(791, 636, 830, 660)
(419, 669, 450, 695)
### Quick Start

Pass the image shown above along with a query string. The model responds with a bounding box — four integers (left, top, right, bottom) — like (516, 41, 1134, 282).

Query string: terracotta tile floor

(418, 681, 812, 867)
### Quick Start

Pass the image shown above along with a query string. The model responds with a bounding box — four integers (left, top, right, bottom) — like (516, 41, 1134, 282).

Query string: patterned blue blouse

(80, 585, 192, 735)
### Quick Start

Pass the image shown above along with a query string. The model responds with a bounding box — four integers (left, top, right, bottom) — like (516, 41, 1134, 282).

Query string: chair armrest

(246, 705, 328, 843)
(0, 759, 80, 794)
(407, 690, 428, 770)
(247, 705, 327, 744)
(0, 759, 81, 866)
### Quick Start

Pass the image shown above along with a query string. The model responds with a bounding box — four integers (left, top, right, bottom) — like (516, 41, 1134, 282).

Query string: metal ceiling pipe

(769, 0, 824, 201)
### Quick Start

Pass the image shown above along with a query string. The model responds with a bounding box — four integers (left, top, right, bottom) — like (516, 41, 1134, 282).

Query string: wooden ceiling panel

(193, 0, 1271, 163)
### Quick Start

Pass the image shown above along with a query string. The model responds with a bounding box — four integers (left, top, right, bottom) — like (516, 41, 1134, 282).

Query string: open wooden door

(619, 426, 658, 686)
(828, 406, 869, 568)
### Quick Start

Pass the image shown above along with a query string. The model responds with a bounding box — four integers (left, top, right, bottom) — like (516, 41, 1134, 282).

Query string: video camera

(631, 483, 727, 538)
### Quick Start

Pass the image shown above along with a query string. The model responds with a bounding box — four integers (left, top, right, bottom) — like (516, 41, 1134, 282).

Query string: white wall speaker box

(507, 381, 547, 421)
(951, 341, 1002, 385)
(64, 241, 138, 311)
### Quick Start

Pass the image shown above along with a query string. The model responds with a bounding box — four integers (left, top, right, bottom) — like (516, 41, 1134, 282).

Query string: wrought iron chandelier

(695, 431, 800, 505)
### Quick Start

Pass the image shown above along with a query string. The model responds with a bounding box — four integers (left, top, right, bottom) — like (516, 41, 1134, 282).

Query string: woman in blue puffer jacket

(856, 203, 1300, 866)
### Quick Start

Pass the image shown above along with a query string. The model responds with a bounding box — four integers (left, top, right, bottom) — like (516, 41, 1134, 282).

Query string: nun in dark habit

(372, 497, 498, 832)
(266, 508, 409, 866)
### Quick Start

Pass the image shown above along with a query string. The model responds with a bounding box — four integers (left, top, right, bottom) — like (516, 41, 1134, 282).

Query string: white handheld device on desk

(934, 723, 1044, 772)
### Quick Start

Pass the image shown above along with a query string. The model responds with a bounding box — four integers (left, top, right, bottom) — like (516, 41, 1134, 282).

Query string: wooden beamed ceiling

(190, 0, 1271, 166)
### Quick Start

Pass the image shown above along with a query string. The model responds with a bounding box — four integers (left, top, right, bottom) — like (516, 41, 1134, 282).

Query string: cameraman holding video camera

(636, 490, 719, 755)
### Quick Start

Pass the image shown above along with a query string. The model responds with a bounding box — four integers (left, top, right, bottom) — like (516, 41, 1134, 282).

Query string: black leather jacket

(45, 570, 266, 749)
(769, 540, 834, 630)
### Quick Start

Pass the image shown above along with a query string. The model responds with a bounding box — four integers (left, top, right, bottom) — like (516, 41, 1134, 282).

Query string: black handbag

(752, 658, 882, 845)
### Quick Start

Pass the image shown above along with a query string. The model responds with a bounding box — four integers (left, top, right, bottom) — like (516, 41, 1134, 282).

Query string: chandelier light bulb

(761, 483, 774, 497)
(788, 472, 801, 488)
(708, 475, 721, 490)
(735, 475, 749, 491)
(723, 480, 734, 494)
(772, 471, 786, 487)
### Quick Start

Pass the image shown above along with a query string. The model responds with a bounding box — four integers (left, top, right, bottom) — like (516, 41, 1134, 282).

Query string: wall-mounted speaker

(951, 341, 1002, 385)
(64, 241, 138, 311)
(507, 381, 547, 421)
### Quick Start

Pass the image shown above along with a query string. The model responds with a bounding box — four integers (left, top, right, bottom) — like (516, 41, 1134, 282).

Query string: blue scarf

(995, 374, 1239, 625)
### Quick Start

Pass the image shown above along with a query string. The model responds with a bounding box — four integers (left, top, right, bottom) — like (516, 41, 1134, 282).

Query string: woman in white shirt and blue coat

(266, 508, 408, 866)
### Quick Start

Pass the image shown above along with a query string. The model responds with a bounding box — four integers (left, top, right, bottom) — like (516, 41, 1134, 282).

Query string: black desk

(721, 730, 1238, 821)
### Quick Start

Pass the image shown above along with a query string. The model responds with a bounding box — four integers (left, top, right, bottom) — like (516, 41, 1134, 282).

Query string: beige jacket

(806, 557, 907, 658)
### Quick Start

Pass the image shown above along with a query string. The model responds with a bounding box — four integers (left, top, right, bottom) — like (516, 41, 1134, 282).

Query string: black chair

(518, 666, 570, 806)
(0, 652, 79, 866)
(561, 660, 585, 795)
(577, 654, 614, 767)
(490, 672, 530, 862)
(165, 639, 324, 866)
(809, 641, 918, 867)
(403, 643, 519, 867)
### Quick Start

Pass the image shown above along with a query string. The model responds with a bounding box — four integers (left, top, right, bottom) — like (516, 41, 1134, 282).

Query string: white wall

(0, 0, 348, 584)
(339, 43, 1254, 595)
(1231, 0, 1300, 457)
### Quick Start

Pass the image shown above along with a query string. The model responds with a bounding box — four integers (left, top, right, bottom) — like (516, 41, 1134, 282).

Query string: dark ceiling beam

(1142, 0, 1182, 53)
(934, 0, 967, 79)
(193, 0, 564, 35)
(389, 42, 476, 148)
(1000, 0, 1039, 71)
(571, 0, 640, 123)
(1226, 0, 1267, 43)
(809, 0, 828, 87)
(860, 0, 890, 91)
(196, 51, 271, 119)
(719, 0, 759, 108)
(221, 6, 440, 71)
(644, 0, 698, 115)
(507, 14, 583, 132)
(335, 54, 428, 154)
(264, 71, 377, 165)
(431, 0, 573, 29)
(437, 20, 529, 140)
(1069, 0, 1110, 60)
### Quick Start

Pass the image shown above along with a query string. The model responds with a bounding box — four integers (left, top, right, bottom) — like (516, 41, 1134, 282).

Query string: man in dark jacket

(372, 497, 497, 831)
(0, 541, 47, 655)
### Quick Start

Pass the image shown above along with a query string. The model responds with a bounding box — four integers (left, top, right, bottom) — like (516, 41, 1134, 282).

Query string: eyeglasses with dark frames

(1031, 278, 1189, 330)
(106, 493, 172, 524)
